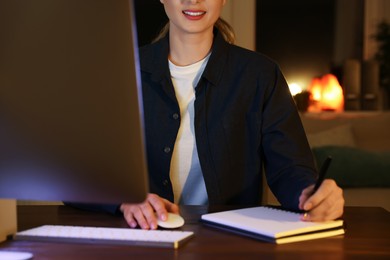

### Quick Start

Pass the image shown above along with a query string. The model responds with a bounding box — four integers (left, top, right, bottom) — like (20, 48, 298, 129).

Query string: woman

(120, 0, 344, 230)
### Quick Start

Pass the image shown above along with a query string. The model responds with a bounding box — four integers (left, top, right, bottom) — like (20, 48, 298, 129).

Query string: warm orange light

(321, 74, 344, 111)
(309, 78, 322, 102)
(307, 74, 344, 112)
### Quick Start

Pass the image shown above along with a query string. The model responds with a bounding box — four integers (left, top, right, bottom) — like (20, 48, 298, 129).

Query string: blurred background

(134, 0, 390, 111)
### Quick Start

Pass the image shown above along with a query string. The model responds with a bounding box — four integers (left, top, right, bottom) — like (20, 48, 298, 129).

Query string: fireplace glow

(307, 74, 344, 112)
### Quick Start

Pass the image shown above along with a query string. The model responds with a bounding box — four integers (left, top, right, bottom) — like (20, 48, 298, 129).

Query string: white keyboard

(14, 225, 194, 249)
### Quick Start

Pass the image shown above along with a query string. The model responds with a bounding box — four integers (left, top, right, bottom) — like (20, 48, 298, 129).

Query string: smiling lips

(182, 10, 206, 20)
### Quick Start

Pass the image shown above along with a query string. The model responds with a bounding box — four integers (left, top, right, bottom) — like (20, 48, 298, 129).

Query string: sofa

(264, 111, 390, 211)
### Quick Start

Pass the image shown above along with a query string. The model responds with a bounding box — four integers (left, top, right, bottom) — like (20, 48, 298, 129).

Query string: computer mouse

(156, 213, 185, 229)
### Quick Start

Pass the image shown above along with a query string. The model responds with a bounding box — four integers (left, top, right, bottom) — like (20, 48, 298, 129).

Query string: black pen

(312, 156, 332, 195)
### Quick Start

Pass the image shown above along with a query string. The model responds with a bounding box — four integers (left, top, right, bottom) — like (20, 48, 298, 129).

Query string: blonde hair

(152, 17, 235, 44)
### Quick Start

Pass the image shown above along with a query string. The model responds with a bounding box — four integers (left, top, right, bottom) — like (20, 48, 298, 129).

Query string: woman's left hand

(299, 179, 344, 221)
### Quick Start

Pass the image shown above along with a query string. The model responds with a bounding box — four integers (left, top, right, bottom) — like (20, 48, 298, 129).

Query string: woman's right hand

(119, 193, 179, 230)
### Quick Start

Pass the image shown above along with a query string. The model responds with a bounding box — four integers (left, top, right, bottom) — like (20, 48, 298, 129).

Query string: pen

(312, 155, 332, 194)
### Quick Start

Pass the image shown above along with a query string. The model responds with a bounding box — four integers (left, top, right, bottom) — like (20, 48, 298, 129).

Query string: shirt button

(163, 146, 171, 153)
(162, 179, 169, 186)
(172, 113, 179, 120)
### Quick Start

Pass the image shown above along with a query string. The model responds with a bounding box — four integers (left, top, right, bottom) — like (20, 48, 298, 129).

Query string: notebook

(201, 206, 345, 244)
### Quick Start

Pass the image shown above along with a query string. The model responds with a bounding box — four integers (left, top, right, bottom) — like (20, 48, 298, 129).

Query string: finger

(302, 185, 315, 196)
(163, 198, 179, 214)
(298, 185, 314, 210)
(303, 198, 344, 222)
(302, 182, 344, 221)
(132, 204, 152, 230)
(139, 201, 159, 230)
(147, 194, 168, 221)
(303, 179, 334, 211)
(120, 194, 180, 229)
(303, 201, 332, 221)
(120, 204, 138, 228)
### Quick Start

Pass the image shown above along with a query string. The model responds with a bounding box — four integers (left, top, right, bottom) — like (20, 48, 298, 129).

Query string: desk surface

(1, 205, 389, 259)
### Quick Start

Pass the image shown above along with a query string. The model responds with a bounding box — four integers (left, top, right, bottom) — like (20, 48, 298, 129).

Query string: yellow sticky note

(0, 199, 17, 242)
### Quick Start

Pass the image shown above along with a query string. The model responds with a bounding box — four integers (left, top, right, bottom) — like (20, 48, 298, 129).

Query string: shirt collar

(140, 28, 230, 87)
(202, 29, 230, 86)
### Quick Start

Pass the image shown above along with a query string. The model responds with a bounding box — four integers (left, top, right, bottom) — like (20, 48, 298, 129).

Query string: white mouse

(156, 213, 185, 229)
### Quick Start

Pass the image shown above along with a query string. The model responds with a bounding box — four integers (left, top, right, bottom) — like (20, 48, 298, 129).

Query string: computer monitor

(0, 0, 149, 204)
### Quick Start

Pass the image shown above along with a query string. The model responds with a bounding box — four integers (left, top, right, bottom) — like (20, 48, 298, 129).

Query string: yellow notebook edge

(276, 228, 345, 244)
(276, 219, 344, 238)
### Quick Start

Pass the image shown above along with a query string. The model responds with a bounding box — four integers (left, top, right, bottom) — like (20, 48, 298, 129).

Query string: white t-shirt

(169, 53, 210, 205)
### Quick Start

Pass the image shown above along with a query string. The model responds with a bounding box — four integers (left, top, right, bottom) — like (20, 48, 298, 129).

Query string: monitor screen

(0, 0, 149, 204)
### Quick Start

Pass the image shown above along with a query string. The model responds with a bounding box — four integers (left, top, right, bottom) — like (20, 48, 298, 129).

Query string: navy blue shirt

(140, 29, 317, 210)
(67, 29, 317, 214)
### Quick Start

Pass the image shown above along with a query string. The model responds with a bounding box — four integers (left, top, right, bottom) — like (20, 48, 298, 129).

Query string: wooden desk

(0, 205, 389, 259)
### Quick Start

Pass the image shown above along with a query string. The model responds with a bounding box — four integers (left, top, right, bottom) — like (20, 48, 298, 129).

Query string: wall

(221, 0, 256, 51)
(333, 0, 390, 63)
(363, 0, 390, 61)
(333, 0, 364, 66)
(256, 0, 336, 89)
